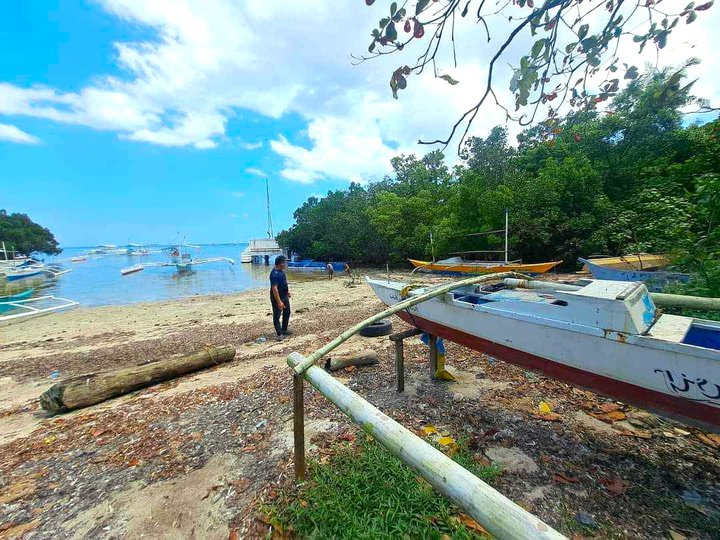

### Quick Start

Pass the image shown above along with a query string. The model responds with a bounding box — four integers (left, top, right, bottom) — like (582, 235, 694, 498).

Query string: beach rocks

(484, 446, 539, 474)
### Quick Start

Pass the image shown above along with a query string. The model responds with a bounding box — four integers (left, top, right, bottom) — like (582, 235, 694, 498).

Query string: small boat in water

(121, 243, 234, 275)
(240, 179, 285, 264)
(121, 263, 144, 276)
(0, 288, 34, 310)
(71, 256, 88, 263)
(367, 276, 720, 433)
(3, 260, 71, 281)
(0, 295, 79, 325)
(287, 260, 346, 272)
(579, 257, 690, 292)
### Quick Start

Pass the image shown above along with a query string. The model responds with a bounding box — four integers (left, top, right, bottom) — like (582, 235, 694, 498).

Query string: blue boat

(287, 260, 346, 272)
(0, 288, 35, 313)
(0, 288, 34, 302)
(578, 258, 690, 292)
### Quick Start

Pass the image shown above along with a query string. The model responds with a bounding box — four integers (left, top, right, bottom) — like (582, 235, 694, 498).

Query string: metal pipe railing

(287, 352, 565, 540)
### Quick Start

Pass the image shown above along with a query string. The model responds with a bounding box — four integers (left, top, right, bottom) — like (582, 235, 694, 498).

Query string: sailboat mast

(504, 208, 509, 264)
(266, 178, 274, 239)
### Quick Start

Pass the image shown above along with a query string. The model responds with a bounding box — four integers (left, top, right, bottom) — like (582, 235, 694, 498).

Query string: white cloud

(245, 167, 266, 177)
(0, 0, 718, 179)
(229, 191, 244, 198)
(242, 212, 250, 219)
(0, 123, 41, 144)
(240, 141, 262, 150)
(229, 212, 237, 218)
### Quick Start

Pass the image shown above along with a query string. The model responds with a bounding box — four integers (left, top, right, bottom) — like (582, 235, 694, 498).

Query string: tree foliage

(357, 0, 716, 150)
(0, 210, 61, 256)
(277, 67, 719, 294)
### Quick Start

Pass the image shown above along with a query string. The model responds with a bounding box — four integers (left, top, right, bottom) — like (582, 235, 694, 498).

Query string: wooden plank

(293, 374, 306, 482)
(389, 327, 423, 341)
(395, 340, 405, 392)
(429, 334, 438, 379)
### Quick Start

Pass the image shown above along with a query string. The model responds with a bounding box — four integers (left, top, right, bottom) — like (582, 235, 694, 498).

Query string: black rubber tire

(359, 319, 393, 338)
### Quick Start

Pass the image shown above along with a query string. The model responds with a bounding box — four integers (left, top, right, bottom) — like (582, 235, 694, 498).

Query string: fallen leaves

(552, 473, 580, 485)
(696, 432, 720, 448)
(438, 436, 455, 446)
(458, 513, 489, 535)
(606, 411, 627, 421)
(0, 479, 36, 505)
(599, 403, 620, 413)
(0, 519, 41, 540)
(602, 476, 630, 496)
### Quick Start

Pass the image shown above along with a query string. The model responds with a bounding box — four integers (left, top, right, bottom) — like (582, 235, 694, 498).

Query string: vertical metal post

(429, 334, 438, 380)
(504, 207, 509, 264)
(395, 340, 405, 392)
(293, 374, 306, 482)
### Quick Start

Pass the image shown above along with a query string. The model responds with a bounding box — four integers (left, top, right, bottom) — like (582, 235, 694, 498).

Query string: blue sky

(0, 2, 355, 246)
(1, 1, 718, 248)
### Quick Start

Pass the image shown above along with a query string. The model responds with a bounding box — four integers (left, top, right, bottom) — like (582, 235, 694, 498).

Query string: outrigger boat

(409, 258, 562, 275)
(2, 260, 71, 281)
(410, 210, 561, 275)
(0, 288, 34, 308)
(0, 295, 79, 325)
(287, 260, 346, 272)
(579, 257, 690, 292)
(580, 253, 668, 271)
(367, 276, 720, 433)
(120, 243, 234, 275)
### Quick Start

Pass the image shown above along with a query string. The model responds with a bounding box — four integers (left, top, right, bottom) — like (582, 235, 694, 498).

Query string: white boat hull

(367, 278, 720, 433)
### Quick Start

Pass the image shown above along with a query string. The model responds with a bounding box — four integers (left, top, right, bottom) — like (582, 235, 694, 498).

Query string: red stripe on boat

(397, 312, 719, 433)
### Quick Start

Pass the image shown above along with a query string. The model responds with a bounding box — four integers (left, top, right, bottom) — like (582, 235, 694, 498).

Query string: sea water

(0, 244, 314, 308)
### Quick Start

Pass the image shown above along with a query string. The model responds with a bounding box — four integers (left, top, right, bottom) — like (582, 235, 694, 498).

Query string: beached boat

(580, 254, 668, 271)
(367, 276, 720, 433)
(120, 242, 234, 275)
(287, 260, 346, 272)
(241, 179, 285, 264)
(412, 210, 561, 276)
(578, 257, 689, 292)
(409, 258, 563, 275)
(0, 295, 79, 325)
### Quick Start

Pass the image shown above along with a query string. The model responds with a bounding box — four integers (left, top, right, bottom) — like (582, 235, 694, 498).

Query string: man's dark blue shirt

(270, 268, 288, 298)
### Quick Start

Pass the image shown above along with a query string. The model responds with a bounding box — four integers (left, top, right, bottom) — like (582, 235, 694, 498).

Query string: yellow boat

(580, 254, 668, 271)
(409, 258, 563, 275)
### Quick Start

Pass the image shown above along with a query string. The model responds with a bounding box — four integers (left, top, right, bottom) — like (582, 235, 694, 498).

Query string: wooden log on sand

(324, 353, 380, 372)
(40, 346, 236, 413)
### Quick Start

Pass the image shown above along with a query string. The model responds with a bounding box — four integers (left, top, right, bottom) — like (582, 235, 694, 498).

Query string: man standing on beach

(326, 262, 334, 280)
(270, 256, 291, 340)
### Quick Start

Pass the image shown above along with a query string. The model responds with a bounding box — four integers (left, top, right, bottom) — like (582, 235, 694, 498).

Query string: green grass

(265, 436, 502, 539)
